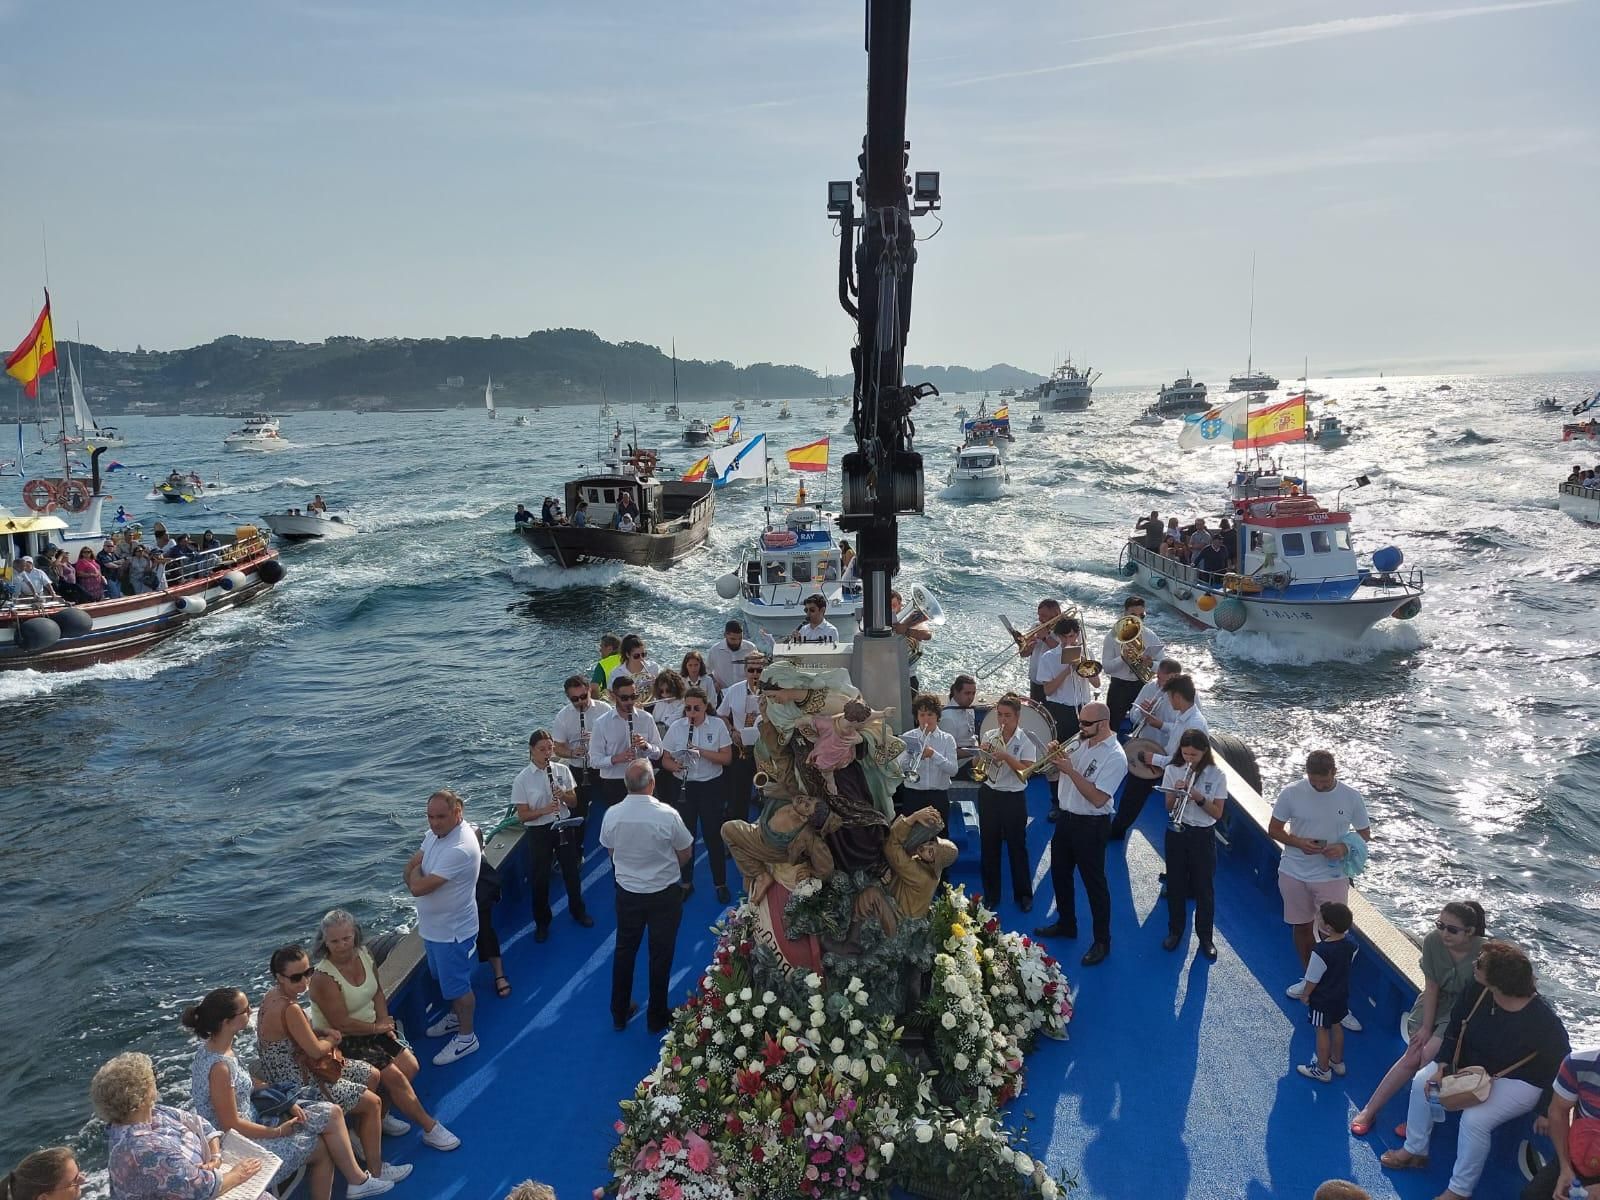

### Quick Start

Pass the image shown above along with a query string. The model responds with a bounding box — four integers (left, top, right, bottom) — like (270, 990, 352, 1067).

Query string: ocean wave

(509, 560, 633, 589)
(1450, 428, 1499, 446)
(1213, 618, 1425, 665)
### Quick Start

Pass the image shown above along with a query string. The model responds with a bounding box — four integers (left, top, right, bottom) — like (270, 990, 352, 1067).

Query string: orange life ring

(58, 479, 93, 513)
(22, 478, 59, 512)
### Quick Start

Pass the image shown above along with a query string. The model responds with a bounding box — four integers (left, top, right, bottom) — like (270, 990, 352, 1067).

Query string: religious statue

(722, 792, 836, 906)
(853, 807, 959, 936)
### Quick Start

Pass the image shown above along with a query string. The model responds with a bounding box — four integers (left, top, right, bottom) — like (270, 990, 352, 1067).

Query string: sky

(1, 0, 1596, 384)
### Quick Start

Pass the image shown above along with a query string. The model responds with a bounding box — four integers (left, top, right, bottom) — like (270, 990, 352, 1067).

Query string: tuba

(1114, 615, 1155, 682)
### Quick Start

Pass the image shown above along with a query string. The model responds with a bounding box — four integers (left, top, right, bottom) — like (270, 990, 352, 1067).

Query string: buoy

(1196, 593, 1218, 613)
(177, 594, 208, 615)
(1120, 560, 1138, 578)
(218, 570, 249, 592)
(1392, 597, 1422, 620)
(54, 606, 94, 637)
(58, 479, 93, 513)
(1372, 545, 1404, 573)
(715, 572, 741, 600)
(1175, 588, 1193, 601)
(1151, 576, 1166, 589)
(17, 617, 62, 652)
(257, 558, 286, 585)
(22, 478, 58, 512)
(1214, 597, 1248, 631)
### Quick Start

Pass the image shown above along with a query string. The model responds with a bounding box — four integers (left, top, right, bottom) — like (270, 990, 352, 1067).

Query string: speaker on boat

(17, 617, 62, 652)
(257, 559, 286, 585)
(715, 572, 741, 600)
(1372, 545, 1404, 573)
(1392, 597, 1422, 620)
(177, 594, 208, 616)
(1213, 597, 1248, 632)
(219, 570, 249, 592)
(1206, 731, 1262, 794)
(55, 607, 94, 637)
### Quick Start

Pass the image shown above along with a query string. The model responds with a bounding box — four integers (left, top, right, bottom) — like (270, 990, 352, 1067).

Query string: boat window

(791, 557, 814, 583)
(1335, 528, 1350, 550)
(586, 488, 599, 503)
(765, 560, 788, 583)
(1309, 530, 1333, 554)
(603, 489, 616, 504)
(1281, 533, 1306, 556)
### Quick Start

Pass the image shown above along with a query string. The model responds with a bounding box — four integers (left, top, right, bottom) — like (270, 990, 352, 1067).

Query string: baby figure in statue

(802, 699, 884, 798)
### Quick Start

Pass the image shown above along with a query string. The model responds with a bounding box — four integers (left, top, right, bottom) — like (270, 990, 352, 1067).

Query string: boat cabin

(744, 507, 842, 594)
(1230, 494, 1358, 590)
(0, 511, 71, 579)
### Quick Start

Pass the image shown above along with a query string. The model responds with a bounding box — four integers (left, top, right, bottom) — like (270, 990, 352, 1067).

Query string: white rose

(727, 1008, 741, 1024)
(712, 1031, 725, 1045)
(885, 1072, 898, 1087)
(701, 1016, 714, 1029)
(914, 1124, 933, 1144)
(880, 1141, 895, 1163)
(807, 972, 823, 990)
(960, 997, 975, 1014)
(849, 976, 864, 992)
(953, 1053, 969, 1071)
(784, 1073, 797, 1089)
(740, 1023, 755, 1038)
(1041, 1180, 1059, 1200)
(944, 1132, 959, 1152)
(830, 1037, 845, 1053)
(870, 1054, 885, 1072)
(734, 1045, 749, 1059)
(809, 1011, 826, 1029)
(851, 1059, 868, 1080)
(751, 1005, 766, 1020)
(778, 1006, 794, 1022)
(763, 991, 777, 1004)
(999, 1147, 1014, 1165)
(848, 1019, 863, 1035)
(782, 1035, 798, 1052)
(1014, 1153, 1034, 1176)
(940, 1012, 957, 1030)
(740, 987, 753, 1002)
(691, 1056, 704, 1068)
(797, 1055, 816, 1075)
(809, 995, 825, 1011)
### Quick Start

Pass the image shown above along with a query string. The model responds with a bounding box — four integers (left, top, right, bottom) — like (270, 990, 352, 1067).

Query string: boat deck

(360, 771, 1534, 1200)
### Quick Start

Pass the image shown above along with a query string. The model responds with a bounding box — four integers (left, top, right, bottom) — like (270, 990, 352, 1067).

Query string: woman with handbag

(257, 945, 410, 1189)
(307, 911, 460, 1150)
(1350, 899, 1488, 1136)
(182, 986, 392, 1198)
(1381, 939, 1571, 1199)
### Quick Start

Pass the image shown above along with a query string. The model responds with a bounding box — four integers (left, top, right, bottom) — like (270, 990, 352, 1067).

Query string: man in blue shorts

(405, 788, 484, 1066)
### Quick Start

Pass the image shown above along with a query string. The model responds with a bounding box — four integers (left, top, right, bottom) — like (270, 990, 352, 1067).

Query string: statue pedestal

(749, 880, 825, 976)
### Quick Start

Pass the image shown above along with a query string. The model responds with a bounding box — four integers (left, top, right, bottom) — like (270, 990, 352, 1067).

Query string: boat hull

(264, 512, 359, 541)
(1558, 483, 1600, 524)
(517, 512, 713, 568)
(1038, 394, 1090, 412)
(683, 432, 711, 446)
(946, 471, 1005, 499)
(224, 440, 288, 453)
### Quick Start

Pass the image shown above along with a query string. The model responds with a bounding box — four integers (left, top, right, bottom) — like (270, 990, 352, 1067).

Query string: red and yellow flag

(682, 454, 711, 482)
(785, 436, 829, 473)
(5, 292, 57, 399)
(1234, 394, 1307, 448)
(710, 415, 734, 434)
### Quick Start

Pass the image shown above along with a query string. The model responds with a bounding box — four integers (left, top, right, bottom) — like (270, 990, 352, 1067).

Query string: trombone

(1019, 734, 1081, 780)
(978, 604, 1093, 679)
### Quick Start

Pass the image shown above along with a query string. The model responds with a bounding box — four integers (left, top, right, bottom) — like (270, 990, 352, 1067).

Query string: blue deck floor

(371, 784, 1530, 1200)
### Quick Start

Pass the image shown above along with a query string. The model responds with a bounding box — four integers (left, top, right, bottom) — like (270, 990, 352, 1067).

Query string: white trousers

(1403, 1065, 1542, 1196)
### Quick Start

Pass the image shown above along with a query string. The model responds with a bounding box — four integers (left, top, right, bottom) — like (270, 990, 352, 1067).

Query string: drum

(978, 699, 1058, 777)
(1123, 736, 1165, 781)
(551, 815, 586, 848)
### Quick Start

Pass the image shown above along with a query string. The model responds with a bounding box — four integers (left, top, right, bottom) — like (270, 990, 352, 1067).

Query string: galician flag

(1177, 395, 1250, 451)
(709, 432, 767, 489)
(1236, 394, 1308, 448)
(785, 436, 829, 473)
(5, 291, 58, 399)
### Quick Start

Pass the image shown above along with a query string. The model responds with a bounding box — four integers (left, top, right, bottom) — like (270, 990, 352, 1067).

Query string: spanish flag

(710, 415, 734, 434)
(785, 436, 829, 473)
(4, 292, 57, 399)
(682, 454, 711, 482)
(993, 405, 1009, 421)
(1235, 394, 1307, 449)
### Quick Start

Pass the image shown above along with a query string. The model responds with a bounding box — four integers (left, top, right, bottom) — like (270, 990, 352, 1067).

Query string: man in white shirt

(717, 655, 765, 820)
(1035, 702, 1127, 967)
(600, 761, 693, 1033)
(512, 728, 593, 942)
(550, 673, 612, 835)
(1125, 658, 1181, 738)
(11, 555, 55, 604)
(404, 789, 483, 1065)
(791, 593, 839, 643)
(1023, 598, 1063, 704)
(1039, 615, 1101, 745)
(939, 674, 980, 775)
(976, 694, 1039, 912)
(1102, 595, 1164, 730)
(662, 688, 735, 902)
(1269, 750, 1372, 1003)
(1111, 674, 1206, 842)
(705, 620, 753, 691)
(591, 677, 663, 822)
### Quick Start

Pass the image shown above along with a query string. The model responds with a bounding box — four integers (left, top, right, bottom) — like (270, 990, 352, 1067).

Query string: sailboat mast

(1246, 253, 1256, 377)
(671, 340, 680, 408)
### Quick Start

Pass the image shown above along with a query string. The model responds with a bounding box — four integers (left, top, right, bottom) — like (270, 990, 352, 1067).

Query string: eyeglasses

(281, 968, 314, 983)
(1436, 920, 1467, 935)
(746, 666, 763, 673)
(615, 692, 636, 702)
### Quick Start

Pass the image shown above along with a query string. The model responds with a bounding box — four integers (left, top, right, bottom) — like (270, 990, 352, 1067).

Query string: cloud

(1063, 15, 1242, 45)
(939, 0, 1578, 88)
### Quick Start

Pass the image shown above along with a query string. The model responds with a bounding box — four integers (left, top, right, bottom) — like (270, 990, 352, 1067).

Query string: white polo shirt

(512, 761, 576, 828)
(664, 715, 732, 783)
(1161, 762, 1226, 828)
(718, 680, 762, 749)
(1130, 679, 1175, 731)
(896, 726, 959, 791)
(601, 793, 693, 894)
(939, 703, 978, 752)
(608, 659, 662, 694)
(551, 700, 612, 771)
(1103, 622, 1165, 684)
(1273, 778, 1371, 883)
(981, 726, 1038, 793)
(414, 822, 481, 943)
(1027, 636, 1058, 686)
(591, 708, 664, 781)
(1041, 645, 1095, 707)
(1151, 705, 1210, 768)
(705, 638, 752, 689)
(683, 676, 719, 711)
(792, 619, 839, 644)
(652, 697, 685, 736)
(1056, 736, 1128, 816)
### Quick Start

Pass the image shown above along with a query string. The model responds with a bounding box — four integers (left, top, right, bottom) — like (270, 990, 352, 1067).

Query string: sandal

(1380, 1149, 1428, 1170)
(494, 974, 512, 998)
(1349, 1115, 1374, 1137)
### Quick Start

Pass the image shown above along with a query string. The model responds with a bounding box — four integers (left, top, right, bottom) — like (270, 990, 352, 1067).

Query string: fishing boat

(1026, 413, 1046, 433)
(998, 386, 1016, 398)
(1156, 374, 1210, 415)
(714, 503, 861, 646)
(952, 404, 969, 421)
(1537, 397, 1562, 413)
(776, 399, 793, 419)
(683, 417, 713, 446)
(515, 445, 715, 569)
(261, 509, 359, 541)
(484, 376, 497, 420)
(222, 413, 287, 452)
(1120, 484, 1424, 641)
(1563, 419, 1600, 442)
(1036, 358, 1099, 411)
(946, 441, 1007, 499)
(1306, 414, 1354, 447)
(1558, 479, 1600, 523)
(1131, 406, 1164, 427)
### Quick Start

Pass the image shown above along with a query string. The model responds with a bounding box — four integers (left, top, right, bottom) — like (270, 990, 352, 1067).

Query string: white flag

(711, 433, 767, 489)
(1177, 395, 1250, 451)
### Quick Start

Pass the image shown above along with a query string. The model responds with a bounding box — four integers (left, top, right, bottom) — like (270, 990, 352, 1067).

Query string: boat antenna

(1246, 251, 1256, 378)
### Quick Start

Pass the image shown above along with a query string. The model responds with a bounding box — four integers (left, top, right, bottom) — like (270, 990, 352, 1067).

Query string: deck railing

(1559, 481, 1600, 499)
(1129, 539, 1424, 600)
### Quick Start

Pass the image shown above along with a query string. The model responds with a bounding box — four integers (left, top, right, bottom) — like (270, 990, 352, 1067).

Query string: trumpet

(968, 732, 1002, 783)
(1020, 735, 1081, 780)
(1114, 615, 1156, 683)
(1167, 763, 1200, 831)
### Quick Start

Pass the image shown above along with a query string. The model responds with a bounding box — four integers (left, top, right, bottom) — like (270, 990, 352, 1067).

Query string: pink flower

(805, 1165, 820, 1181)
(660, 1181, 683, 1200)
(812, 1149, 833, 1164)
(640, 1145, 661, 1172)
(614, 1120, 626, 1134)
(845, 1145, 866, 1164)
(662, 1134, 683, 1156)
(686, 1133, 713, 1174)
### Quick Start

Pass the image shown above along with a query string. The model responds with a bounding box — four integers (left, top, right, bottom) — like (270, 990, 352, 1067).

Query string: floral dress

(106, 1104, 223, 1200)
(258, 1009, 378, 1114)
(191, 1044, 336, 1189)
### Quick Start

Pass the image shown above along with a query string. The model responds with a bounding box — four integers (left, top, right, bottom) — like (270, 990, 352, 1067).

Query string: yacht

(222, 413, 288, 452)
(946, 441, 1007, 499)
(1037, 359, 1099, 411)
(1155, 374, 1210, 415)
(1228, 369, 1279, 393)
(683, 417, 713, 446)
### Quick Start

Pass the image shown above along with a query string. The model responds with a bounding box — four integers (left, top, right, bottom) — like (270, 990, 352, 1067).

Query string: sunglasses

(746, 666, 763, 673)
(281, 968, 314, 983)
(615, 692, 636, 702)
(1435, 920, 1467, 935)
(1079, 719, 1103, 728)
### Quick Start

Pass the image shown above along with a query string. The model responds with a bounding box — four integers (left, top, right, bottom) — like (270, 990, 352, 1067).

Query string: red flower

(751, 1144, 766, 1163)
(780, 1114, 797, 1137)
(762, 1035, 787, 1067)
(735, 1069, 764, 1096)
(984, 918, 999, 933)
(725, 1114, 744, 1135)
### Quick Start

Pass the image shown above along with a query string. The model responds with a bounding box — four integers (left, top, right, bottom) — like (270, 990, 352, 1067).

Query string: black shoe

(612, 1002, 639, 1031)
(1033, 922, 1077, 939)
(647, 1017, 671, 1034)
(573, 912, 595, 929)
(534, 927, 550, 944)
(1162, 932, 1182, 952)
(715, 885, 731, 904)
(1018, 898, 1033, 914)
(681, 881, 695, 897)
(1045, 809, 1061, 823)
(1200, 942, 1218, 961)
(1081, 942, 1110, 967)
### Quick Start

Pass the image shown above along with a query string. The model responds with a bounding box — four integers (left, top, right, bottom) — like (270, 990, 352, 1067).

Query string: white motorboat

(664, 404, 682, 421)
(1037, 359, 1099, 411)
(263, 509, 360, 541)
(223, 414, 288, 452)
(1306, 414, 1353, 447)
(946, 443, 1006, 499)
(777, 400, 793, 420)
(513, 414, 530, 427)
(683, 418, 713, 446)
(1026, 414, 1046, 433)
(1131, 407, 1164, 427)
(952, 405, 969, 421)
(715, 505, 862, 647)
(1156, 374, 1209, 415)
(1558, 480, 1600, 524)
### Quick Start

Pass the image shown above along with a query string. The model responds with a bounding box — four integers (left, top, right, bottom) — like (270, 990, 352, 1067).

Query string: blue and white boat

(715, 503, 860, 645)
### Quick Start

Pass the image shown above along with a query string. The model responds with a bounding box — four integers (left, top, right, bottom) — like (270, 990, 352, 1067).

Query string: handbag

(296, 1044, 347, 1087)
(250, 1083, 301, 1123)
(1437, 989, 1537, 1112)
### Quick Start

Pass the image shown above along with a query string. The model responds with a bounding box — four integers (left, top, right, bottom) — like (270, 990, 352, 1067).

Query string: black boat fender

(1208, 730, 1262, 796)
(257, 559, 286, 585)
(17, 617, 63, 653)
(54, 607, 94, 637)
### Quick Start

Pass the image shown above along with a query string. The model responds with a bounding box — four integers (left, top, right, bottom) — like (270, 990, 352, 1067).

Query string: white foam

(1214, 618, 1426, 665)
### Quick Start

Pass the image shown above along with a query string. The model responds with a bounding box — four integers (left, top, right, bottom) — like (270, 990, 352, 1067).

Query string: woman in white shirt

(648, 669, 686, 809)
(678, 651, 719, 711)
(1160, 729, 1227, 961)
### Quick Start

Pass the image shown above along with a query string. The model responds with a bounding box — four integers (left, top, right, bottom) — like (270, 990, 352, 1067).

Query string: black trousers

(893, 785, 950, 827)
(978, 785, 1032, 905)
(1028, 682, 1046, 705)
(1108, 772, 1158, 842)
(527, 823, 586, 929)
(655, 770, 682, 810)
(596, 776, 628, 825)
(1042, 701, 1079, 745)
(1164, 824, 1216, 941)
(726, 749, 757, 820)
(675, 777, 729, 886)
(611, 883, 684, 1026)
(1523, 1163, 1599, 1200)
(1049, 813, 1112, 944)
(1107, 677, 1142, 731)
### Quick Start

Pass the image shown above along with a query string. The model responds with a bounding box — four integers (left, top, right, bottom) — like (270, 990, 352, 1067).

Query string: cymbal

(1124, 737, 1164, 780)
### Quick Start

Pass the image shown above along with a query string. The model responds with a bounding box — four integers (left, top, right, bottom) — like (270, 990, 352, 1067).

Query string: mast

(671, 339, 680, 408)
(1246, 252, 1256, 377)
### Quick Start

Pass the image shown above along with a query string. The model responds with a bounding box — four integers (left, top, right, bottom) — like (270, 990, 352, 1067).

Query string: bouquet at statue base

(604, 886, 1075, 1200)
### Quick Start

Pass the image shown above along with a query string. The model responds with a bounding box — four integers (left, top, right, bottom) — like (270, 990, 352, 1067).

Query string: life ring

(761, 530, 799, 549)
(22, 478, 59, 512)
(58, 479, 93, 513)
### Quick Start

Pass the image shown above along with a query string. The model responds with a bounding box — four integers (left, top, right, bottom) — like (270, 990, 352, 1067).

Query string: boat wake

(1214, 619, 1425, 665)
(510, 560, 633, 589)
(360, 503, 503, 532)
(1451, 428, 1499, 446)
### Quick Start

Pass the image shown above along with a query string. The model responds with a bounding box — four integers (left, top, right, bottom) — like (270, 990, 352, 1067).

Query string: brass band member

(717, 655, 765, 820)
(661, 688, 735, 902)
(894, 693, 959, 821)
(939, 674, 980, 777)
(1022, 598, 1062, 704)
(977, 694, 1039, 913)
(1126, 658, 1182, 738)
(1102, 596, 1163, 729)
(889, 589, 933, 689)
(1109, 674, 1206, 843)
(550, 674, 612, 829)
(512, 729, 593, 942)
(590, 678, 664, 825)
(1040, 615, 1101, 740)
(1161, 730, 1226, 960)
(607, 634, 660, 696)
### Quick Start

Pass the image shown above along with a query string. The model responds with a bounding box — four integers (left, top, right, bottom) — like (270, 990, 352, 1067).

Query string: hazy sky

(1, 0, 1595, 383)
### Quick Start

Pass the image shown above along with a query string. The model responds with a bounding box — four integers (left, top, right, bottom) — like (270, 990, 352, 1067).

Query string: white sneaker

(424, 1012, 459, 1038)
(1331, 1061, 1347, 1077)
(1285, 980, 1307, 999)
(422, 1122, 460, 1151)
(346, 1174, 394, 1198)
(1341, 1012, 1363, 1032)
(381, 1114, 411, 1137)
(1296, 1060, 1332, 1084)
(432, 1033, 479, 1066)
(377, 1164, 413, 1184)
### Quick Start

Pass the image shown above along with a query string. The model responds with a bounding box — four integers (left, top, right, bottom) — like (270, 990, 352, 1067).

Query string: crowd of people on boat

(1, 524, 229, 605)
(1564, 462, 1600, 488)
(1132, 509, 1239, 576)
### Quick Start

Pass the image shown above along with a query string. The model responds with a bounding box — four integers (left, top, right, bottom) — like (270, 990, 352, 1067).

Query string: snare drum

(977, 698, 1058, 778)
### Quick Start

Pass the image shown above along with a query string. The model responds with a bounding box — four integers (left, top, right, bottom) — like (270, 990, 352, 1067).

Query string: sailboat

(485, 376, 497, 420)
(1227, 256, 1279, 393)
(63, 344, 126, 449)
